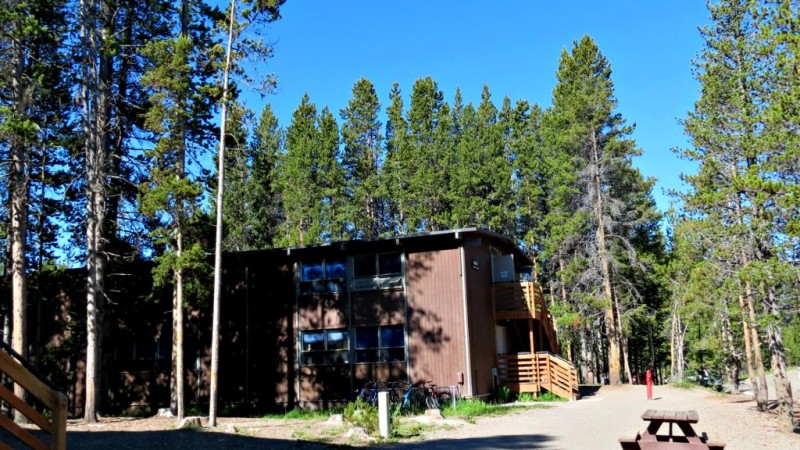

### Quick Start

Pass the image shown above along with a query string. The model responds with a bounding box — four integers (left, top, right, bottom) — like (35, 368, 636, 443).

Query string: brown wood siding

(406, 249, 466, 388)
(297, 293, 348, 330)
(298, 366, 351, 406)
(353, 363, 408, 385)
(464, 243, 497, 397)
(351, 289, 405, 326)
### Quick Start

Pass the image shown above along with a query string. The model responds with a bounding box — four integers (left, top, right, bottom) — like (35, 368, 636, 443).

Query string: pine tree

(382, 82, 410, 234)
(208, 0, 283, 426)
(275, 96, 344, 245)
(340, 78, 383, 239)
(247, 104, 283, 249)
(222, 101, 255, 252)
(450, 86, 514, 233)
(0, 0, 70, 421)
(680, 0, 798, 431)
(545, 36, 659, 385)
(139, 0, 218, 419)
(406, 77, 449, 231)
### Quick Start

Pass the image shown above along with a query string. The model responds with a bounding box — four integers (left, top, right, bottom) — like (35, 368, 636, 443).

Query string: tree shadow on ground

(386, 434, 554, 449)
(578, 384, 601, 398)
(3, 428, 557, 450)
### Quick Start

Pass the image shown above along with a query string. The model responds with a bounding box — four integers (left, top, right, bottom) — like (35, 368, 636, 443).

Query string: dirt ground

(8, 380, 800, 449)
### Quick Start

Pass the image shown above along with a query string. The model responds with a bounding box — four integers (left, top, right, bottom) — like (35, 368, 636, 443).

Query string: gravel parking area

(18, 374, 800, 449)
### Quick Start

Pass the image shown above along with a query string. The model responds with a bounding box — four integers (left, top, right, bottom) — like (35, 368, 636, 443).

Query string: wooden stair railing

(0, 341, 67, 450)
(496, 352, 579, 401)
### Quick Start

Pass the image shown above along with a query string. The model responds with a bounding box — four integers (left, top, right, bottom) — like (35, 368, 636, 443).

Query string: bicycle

(398, 381, 425, 412)
(355, 380, 385, 406)
(422, 381, 451, 409)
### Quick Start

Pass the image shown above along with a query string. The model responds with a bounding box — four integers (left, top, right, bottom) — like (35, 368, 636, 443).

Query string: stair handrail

(0, 339, 67, 450)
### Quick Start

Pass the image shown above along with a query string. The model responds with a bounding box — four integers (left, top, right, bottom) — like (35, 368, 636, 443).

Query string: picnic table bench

(619, 409, 725, 450)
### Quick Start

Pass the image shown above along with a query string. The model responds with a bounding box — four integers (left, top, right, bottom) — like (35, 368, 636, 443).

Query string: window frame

(299, 259, 346, 295)
(299, 328, 350, 366)
(354, 324, 406, 364)
(351, 252, 403, 291)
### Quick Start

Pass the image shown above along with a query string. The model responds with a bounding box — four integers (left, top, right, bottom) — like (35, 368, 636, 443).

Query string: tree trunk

(174, 241, 185, 421)
(745, 281, 769, 411)
(9, 19, 30, 423)
(210, 0, 238, 427)
(589, 131, 620, 385)
(738, 294, 757, 399)
(82, 0, 109, 423)
(719, 300, 739, 394)
(764, 286, 795, 433)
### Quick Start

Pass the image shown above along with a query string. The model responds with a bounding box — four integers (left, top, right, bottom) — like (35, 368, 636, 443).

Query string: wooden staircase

(0, 341, 67, 450)
(496, 352, 579, 401)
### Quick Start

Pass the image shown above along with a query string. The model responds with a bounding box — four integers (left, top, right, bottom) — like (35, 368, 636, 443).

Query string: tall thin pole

(209, 0, 236, 428)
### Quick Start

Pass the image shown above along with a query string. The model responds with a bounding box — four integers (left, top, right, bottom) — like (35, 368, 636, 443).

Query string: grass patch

(516, 392, 566, 402)
(390, 422, 427, 439)
(670, 380, 696, 389)
(442, 398, 548, 421)
(261, 408, 335, 421)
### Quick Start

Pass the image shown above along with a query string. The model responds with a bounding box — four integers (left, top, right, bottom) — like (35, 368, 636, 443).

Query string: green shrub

(671, 379, 696, 389)
(496, 386, 512, 403)
(343, 399, 379, 435)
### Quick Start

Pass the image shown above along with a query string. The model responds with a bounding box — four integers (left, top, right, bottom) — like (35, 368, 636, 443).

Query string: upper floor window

(300, 259, 345, 295)
(354, 324, 405, 363)
(352, 252, 402, 291)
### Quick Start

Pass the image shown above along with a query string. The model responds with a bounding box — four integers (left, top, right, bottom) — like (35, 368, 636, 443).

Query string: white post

(378, 391, 390, 438)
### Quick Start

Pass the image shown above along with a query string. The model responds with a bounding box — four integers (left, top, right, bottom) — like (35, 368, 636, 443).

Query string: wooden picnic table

(619, 409, 725, 450)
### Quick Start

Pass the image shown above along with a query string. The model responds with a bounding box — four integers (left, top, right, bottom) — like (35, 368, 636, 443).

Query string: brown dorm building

(32, 228, 574, 414)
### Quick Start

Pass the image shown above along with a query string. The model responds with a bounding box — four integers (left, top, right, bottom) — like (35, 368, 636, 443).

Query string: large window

(300, 259, 346, 295)
(300, 329, 349, 365)
(351, 253, 402, 291)
(354, 325, 405, 363)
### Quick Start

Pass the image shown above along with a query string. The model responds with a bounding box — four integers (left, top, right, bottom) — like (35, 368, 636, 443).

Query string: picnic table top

(641, 409, 699, 423)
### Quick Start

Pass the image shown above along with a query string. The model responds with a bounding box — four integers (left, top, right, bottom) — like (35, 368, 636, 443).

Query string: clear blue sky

(249, 0, 710, 213)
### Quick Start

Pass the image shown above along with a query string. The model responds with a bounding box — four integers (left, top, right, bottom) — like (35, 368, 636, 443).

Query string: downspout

(294, 261, 301, 408)
(402, 252, 411, 384)
(459, 244, 473, 397)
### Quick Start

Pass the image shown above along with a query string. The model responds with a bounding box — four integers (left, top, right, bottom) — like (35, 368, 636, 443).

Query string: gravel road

(400, 382, 800, 450)
(14, 374, 800, 449)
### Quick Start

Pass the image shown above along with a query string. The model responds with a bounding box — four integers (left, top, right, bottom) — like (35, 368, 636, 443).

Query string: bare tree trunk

(764, 286, 795, 433)
(589, 131, 621, 385)
(210, 0, 237, 427)
(719, 299, 739, 394)
(614, 285, 632, 383)
(730, 183, 769, 411)
(9, 18, 30, 423)
(174, 240, 185, 420)
(745, 281, 769, 411)
(81, 0, 109, 423)
(738, 294, 757, 398)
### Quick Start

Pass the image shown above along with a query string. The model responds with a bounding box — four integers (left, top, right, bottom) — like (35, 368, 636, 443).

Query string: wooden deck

(0, 341, 67, 450)
(496, 352, 579, 400)
(492, 281, 560, 354)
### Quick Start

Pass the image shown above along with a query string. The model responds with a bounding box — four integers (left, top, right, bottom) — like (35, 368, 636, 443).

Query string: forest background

(1, 0, 798, 433)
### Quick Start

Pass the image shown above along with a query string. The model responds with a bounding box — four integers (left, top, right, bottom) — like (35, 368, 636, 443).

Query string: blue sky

(248, 0, 710, 213)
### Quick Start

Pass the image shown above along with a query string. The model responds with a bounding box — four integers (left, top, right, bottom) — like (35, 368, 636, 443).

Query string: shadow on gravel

(63, 429, 316, 450)
(62, 429, 556, 450)
(578, 385, 601, 398)
(388, 434, 554, 449)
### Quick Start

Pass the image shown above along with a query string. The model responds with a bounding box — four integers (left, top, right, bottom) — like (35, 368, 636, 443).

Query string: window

(351, 253, 402, 291)
(300, 259, 346, 295)
(355, 324, 405, 363)
(300, 329, 349, 365)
